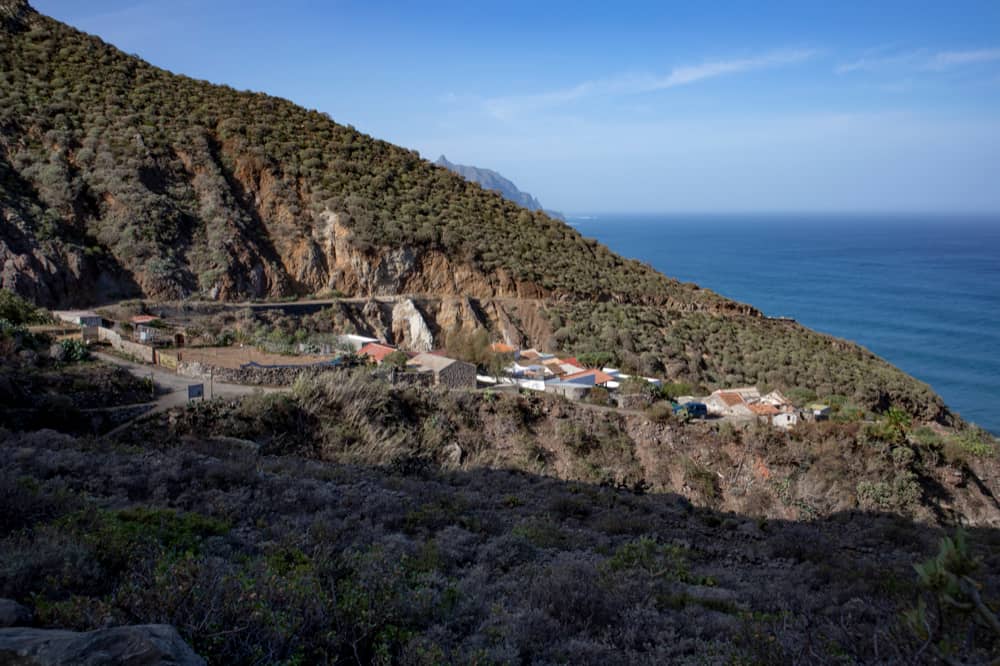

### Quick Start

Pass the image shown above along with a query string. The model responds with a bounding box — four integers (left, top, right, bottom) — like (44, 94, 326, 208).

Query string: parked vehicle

(673, 401, 708, 419)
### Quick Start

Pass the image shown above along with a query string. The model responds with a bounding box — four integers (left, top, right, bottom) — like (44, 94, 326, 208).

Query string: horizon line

(561, 210, 1000, 217)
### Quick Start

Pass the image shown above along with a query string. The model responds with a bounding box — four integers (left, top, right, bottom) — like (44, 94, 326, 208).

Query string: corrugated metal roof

(408, 352, 459, 373)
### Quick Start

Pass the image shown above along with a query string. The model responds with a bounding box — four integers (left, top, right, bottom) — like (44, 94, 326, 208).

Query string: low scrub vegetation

(111, 372, 998, 526)
(1, 423, 997, 664)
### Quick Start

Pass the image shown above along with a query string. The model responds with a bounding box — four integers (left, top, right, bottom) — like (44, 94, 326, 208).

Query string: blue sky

(32, 0, 1000, 214)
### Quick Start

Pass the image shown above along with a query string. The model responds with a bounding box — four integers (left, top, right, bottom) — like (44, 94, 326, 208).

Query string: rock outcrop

(0, 625, 205, 665)
(435, 155, 547, 213)
(391, 299, 435, 352)
(0, 599, 31, 628)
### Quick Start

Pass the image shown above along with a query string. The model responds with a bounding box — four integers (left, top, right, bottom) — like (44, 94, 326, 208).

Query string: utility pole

(210, 367, 214, 400)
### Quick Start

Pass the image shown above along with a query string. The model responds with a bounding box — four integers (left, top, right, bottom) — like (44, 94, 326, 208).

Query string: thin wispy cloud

(483, 49, 816, 119)
(835, 50, 925, 74)
(926, 48, 1000, 70)
(837, 47, 1000, 74)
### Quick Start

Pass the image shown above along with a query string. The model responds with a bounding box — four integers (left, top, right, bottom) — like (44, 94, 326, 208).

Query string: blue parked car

(673, 402, 708, 419)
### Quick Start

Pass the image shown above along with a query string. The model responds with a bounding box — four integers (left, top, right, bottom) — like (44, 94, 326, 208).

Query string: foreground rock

(0, 625, 204, 665)
(0, 599, 31, 628)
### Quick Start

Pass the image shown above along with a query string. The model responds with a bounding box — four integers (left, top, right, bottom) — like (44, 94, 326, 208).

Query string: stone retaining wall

(614, 393, 656, 410)
(176, 361, 344, 386)
(95, 327, 155, 363)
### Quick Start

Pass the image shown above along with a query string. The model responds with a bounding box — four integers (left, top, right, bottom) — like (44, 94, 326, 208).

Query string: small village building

(135, 324, 158, 343)
(807, 403, 832, 421)
(546, 380, 591, 401)
(518, 348, 556, 362)
(490, 342, 518, 358)
(508, 361, 554, 379)
(542, 358, 570, 376)
(748, 403, 780, 424)
(559, 357, 584, 371)
(761, 390, 794, 409)
(130, 314, 160, 326)
(358, 342, 399, 365)
(772, 411, 800, 429)
(562, 369, 616, 387)
(705, 391, 754, 417)
(55, 310, 103, 328)
(513, 377, 548, 392)
(407, 352, 477, 389)
(728, 386, 762, 402)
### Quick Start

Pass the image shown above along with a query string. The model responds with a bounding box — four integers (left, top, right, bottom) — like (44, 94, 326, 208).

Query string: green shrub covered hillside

(0, 0, 951, 421)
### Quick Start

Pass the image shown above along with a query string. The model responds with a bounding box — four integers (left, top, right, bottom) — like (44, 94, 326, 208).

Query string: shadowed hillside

(1, 419, 997, 664)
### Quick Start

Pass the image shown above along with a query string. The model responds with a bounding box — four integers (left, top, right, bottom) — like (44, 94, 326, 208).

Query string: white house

(507, 361, 554, 379)
(54, 310, 103, 328)
(772, 411, 801, 429)
(513, 378, 547, 391)
(761, 390, 794, 409)
(135, 324, 157, 343)
(807, 404, 832, 421)
(546, 380, 591, 400)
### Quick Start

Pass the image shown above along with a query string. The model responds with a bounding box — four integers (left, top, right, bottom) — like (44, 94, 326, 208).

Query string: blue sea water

(570, 214, 1000, 434)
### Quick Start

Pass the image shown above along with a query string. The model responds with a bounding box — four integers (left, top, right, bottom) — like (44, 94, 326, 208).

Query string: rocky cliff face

(435, 155, 545, 211)
(317, 296, 542, 354)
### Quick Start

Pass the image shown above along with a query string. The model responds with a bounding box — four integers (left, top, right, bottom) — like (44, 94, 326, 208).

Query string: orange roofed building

(705, 390, 754, 417)
(562, 368, 616, 387)
(358, 342, 399, 365)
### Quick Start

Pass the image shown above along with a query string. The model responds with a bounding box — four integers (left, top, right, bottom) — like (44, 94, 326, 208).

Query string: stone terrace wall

(615, 393, 656, 411)
(177, 361, 344, 386)
(96, 327, 155, 363)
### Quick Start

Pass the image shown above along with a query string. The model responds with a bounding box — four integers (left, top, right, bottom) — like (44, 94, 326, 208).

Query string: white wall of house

(514, 378, 547, 392)
(773, 412, 800, 429)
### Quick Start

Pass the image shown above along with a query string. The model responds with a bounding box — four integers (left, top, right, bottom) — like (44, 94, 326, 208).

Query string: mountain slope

(0, 0, 684, 307)
(0, 0, 952, 421)
(435, 154, 565, 219)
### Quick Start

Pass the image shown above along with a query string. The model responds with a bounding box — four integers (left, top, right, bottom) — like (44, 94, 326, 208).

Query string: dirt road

(93, 351, 275, 415)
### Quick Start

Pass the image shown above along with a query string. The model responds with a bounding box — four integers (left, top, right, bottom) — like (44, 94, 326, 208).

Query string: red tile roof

(358, 342, 398, 363)
(716, 392, 745, 407)
(558, 357, 584, 369)
(748, 403, 780, 416)
(491, 342, 516, 354)
(130, 315, 159, 324)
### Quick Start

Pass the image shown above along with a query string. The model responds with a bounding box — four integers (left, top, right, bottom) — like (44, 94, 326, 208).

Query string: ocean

(570, 214, 1000, 434)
